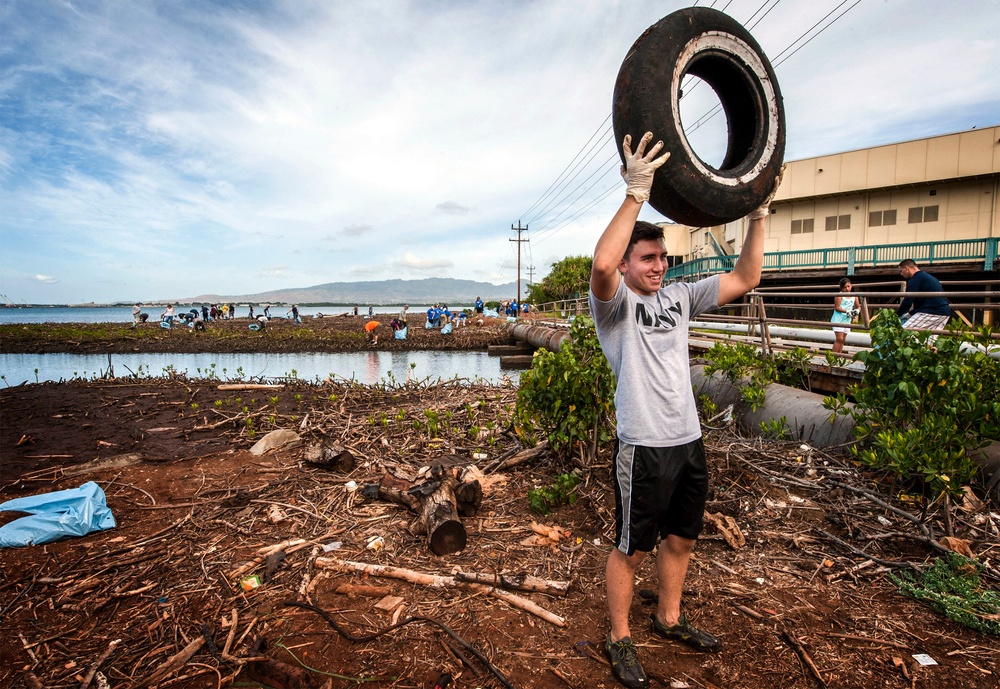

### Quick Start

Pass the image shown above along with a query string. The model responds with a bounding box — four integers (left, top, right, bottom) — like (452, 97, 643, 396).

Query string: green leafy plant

(759, 416, 791, 440)
(703, 342, 815, 411)
(423, 409, 440, 438)
(847, 313, 1000, 497)
(890, 553, 1000, 636)
(703, 341, 773, 411)
(513, 315, 615, 466)
(528, 472, 581, 515)
(824, 350, 851, 368)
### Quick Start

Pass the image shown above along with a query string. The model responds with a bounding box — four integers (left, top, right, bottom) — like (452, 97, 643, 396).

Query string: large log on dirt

(376, 467, 481, 556)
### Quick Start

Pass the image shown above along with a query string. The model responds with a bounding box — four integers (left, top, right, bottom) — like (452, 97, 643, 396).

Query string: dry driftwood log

(315, 557, 566, 627)
(376, 466, 482, 555)
(452, 570, 571, 596)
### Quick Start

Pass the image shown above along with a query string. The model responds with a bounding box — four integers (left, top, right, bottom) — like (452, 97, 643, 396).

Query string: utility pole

(527, 265, 536, 285)
(510, 221, 528, 307)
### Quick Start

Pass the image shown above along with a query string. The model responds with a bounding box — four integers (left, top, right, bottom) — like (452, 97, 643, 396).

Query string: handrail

(666, 237, 1000, 280)
(528, 288, 1000, 355)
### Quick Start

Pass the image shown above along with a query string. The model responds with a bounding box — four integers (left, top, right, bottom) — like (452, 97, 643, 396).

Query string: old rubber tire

(613, 7, 785, 226)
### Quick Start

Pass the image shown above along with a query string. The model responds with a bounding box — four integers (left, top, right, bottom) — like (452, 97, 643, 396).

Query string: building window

(826, 214, 850, 231)
(908, 205, 939, 223)
(790, 218, 814, 235)
(869, 209, 897, 227)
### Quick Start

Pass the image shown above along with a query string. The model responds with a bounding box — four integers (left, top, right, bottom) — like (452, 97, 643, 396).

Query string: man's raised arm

(591, 132, 670, 301)
(717, 167, 784, 307)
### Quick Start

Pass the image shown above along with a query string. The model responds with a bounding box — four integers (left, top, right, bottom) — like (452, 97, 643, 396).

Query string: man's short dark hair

(898, 258, 918, 270)
(624, 221, 665, 260)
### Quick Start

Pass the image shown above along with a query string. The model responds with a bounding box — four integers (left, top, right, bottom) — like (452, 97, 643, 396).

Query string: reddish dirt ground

(1, 377, 998, 689)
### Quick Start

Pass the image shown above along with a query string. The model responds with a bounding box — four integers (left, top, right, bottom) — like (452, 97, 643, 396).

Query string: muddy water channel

(0, 350, 515, 386)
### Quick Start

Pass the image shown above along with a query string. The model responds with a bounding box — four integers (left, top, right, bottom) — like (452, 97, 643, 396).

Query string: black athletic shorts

(612, 437, 708, 555)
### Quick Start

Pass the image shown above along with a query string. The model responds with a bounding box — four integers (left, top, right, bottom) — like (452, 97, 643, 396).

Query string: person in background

(160, 304, 176, 326)
(475, 296, 484, 314)
(399, 304, 409, 324)
(201, 304, 210, 321)
(287, 304, 301, 323)
(440, 305, 453, 326)
(248, 304, 255, 319)
(230, 303, 236, 319)
(365, 319, 380, 345)
(131, 303, 142, 329)
(590, 131, 780, 689)
(264, 304, 271, 318)
(830, 277, 856, 354)
(897, 259, 951, 332)
(354, 305, 359, 316)
(221, 303, 229, 320)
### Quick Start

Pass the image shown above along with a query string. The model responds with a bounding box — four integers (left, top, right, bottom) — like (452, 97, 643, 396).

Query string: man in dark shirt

(896, 259, 951, 332)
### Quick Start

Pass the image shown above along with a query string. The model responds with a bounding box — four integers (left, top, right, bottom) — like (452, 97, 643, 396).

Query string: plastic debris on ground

(0, 481, 116, 547)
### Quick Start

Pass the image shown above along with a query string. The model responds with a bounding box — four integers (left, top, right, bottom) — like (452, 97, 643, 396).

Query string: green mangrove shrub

(702, 341, 812, 412)
(846, 312, 1000, 497)
(513, 315, 615, 466)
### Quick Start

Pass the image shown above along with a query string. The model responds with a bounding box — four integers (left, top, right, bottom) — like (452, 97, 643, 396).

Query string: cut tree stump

(376, 466, 481, 556)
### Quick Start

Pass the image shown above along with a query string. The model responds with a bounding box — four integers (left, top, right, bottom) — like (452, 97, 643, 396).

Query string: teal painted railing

(666, 237, 999, 280)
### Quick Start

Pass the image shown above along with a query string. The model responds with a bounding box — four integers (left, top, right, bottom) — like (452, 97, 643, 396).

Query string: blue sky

(2, 0, 998, 304)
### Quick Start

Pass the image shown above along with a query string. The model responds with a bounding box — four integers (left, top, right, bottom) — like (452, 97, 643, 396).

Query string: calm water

(0, 305, 471, 325)
(0, 350, 518, 387)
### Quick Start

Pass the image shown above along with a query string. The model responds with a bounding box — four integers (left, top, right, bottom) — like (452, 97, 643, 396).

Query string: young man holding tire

(590, 132, 779, 688)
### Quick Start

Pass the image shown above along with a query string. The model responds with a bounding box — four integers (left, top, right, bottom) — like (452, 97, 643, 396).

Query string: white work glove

(849, 308, 860, 319)
(749, 165, 786, 219)
(621, 132, 670, 203)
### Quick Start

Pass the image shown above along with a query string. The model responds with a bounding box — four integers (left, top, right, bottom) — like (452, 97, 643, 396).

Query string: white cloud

(258, 266, 288, 279)
(436, 201, 472, 215)
(394, 252, 454, 271)
(341, 224, 373, 237)
(0, 0, 998, 302)
(32, 275, 58, 284)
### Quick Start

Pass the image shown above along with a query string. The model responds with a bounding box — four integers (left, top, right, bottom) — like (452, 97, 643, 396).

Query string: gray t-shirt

(590, 274, 720, 447)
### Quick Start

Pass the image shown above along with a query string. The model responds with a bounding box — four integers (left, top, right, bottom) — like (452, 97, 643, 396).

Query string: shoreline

(0, 314, 515, 355)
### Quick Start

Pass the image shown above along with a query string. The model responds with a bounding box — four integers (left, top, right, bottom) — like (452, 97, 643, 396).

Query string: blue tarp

(0, 481, 116, 547)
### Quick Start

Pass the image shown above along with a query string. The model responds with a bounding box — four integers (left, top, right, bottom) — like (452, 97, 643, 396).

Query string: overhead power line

(502, 0, 862, 277)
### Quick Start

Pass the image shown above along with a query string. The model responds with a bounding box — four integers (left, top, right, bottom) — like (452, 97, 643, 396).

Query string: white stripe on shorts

(615, 442, 636, 554)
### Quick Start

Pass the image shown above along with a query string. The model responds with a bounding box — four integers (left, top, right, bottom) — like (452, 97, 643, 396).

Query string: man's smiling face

(620, 238, 669, 296)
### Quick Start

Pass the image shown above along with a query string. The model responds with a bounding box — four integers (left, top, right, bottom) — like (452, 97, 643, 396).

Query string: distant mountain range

(180, 277, 528, 306)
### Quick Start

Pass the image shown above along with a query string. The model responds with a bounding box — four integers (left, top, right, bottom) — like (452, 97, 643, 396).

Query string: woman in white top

(830, 278, 856, 354)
